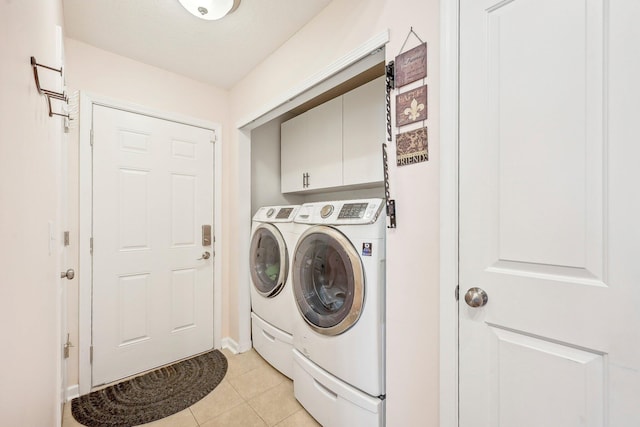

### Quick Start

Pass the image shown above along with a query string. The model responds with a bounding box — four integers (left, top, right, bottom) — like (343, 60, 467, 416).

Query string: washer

(249, 204, 300, 378)
(292, 198, 386, 427)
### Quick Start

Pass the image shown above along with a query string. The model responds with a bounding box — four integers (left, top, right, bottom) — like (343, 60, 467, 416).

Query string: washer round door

(250, 223, 288, 297)
(292, 226, 364, 336)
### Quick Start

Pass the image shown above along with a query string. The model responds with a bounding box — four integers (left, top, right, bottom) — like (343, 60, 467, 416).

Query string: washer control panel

(338, 202, 368, 219)
(294, 199, 384, 225)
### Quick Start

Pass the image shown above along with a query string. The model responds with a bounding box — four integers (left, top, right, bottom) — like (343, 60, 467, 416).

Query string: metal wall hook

(30, 56, 69, 118)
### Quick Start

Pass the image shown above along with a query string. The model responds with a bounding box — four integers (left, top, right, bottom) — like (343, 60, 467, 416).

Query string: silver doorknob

(464, 287, 488, 307)
(198, 251, 211, 260)
(60, 269, 75, 280)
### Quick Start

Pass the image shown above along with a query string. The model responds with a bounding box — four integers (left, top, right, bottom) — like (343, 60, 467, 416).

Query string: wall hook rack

(30, 56, 69, 118)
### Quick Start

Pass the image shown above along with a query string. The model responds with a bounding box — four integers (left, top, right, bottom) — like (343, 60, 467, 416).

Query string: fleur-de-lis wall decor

(404, 98, 425, 121)
(396, 85, 427, 127)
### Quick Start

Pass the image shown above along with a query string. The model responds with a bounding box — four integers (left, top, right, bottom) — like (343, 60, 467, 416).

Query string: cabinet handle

(303, 172, 310, 188)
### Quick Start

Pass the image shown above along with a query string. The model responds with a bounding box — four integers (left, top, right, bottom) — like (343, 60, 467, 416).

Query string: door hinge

(90, 346, 93, 364)
(63, 333, 74, 359)
(63, 231, 70, 246)
(90, 237, 93, 255)
(90, 128, 94, 146)
(455, 285, 460, 301)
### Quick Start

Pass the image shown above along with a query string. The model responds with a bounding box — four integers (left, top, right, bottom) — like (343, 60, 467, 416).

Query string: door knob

(198, 251, 211, 260)
(464, 287, 488, 307)
(60, 269, 75, 280)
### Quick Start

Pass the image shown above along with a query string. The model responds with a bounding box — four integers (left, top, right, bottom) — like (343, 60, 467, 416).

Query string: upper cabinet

(342, 77, 386, 187)
(281, 97, 343, 193)
(280, 76, 385, 193)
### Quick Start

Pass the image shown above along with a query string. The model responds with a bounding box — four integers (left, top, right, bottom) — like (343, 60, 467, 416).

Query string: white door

(459, 0, 640, 426)
(92, 105, 215, 386)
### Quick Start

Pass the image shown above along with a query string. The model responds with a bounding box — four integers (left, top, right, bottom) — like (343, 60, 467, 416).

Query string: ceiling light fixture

(177, 0, 240, 20)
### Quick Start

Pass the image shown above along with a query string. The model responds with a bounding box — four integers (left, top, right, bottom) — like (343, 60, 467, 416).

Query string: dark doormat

(71, 349, 227, 427)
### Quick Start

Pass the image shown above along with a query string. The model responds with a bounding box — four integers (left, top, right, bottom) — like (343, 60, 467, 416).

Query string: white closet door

(459, 0, 640, 425)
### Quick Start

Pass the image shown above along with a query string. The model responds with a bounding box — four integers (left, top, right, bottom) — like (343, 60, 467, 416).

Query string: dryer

(291, 198, 386, 427)
(249, 204, 300, 378)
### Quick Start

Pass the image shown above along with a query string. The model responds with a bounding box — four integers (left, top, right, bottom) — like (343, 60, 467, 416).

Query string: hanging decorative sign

(396, 127, 428, 166)
(395, 42, 427, 88)
(393, 27, 428, 166)
(396, 85, 427, 127)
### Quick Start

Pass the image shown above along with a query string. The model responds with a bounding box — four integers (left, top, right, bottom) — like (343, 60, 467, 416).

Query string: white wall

(250, 119, 303, 212)
(230, 0, 440, 424)
(0, 0, 65, 425)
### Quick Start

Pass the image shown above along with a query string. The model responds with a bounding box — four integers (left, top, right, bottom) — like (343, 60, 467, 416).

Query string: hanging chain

(383, 61, 396, 228)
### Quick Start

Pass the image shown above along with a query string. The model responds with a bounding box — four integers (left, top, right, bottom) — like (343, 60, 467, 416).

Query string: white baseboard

(66, 384, 79, 401)
(221, 336, 253, 354)
(221, 337, 240, 353)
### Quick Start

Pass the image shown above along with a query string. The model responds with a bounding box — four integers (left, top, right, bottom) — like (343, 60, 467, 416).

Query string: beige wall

(230, 0, 440, 424)
(0, 0, 65, 425)
(64, 39, 230, 124)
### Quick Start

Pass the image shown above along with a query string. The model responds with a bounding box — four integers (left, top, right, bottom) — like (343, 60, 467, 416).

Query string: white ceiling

(62, 0, 333, 89)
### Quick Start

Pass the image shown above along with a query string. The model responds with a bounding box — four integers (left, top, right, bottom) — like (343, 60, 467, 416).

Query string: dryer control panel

(253, 205, 300, 223)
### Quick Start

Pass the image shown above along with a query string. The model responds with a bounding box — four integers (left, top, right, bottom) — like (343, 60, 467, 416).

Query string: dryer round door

(250, 223, 288, 297)
(292, 226, 364, 336)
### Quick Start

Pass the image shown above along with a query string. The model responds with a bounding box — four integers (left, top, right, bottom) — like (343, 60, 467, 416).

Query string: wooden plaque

(395, 43, 427, 88)
(396, 85, 427, 127)
(396, 127, 428, 166)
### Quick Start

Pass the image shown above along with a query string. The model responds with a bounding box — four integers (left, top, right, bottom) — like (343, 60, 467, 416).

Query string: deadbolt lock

(202, 224, 212, 246)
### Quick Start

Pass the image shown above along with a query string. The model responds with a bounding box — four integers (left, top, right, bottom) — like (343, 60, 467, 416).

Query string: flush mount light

(177, 0, 240, 20)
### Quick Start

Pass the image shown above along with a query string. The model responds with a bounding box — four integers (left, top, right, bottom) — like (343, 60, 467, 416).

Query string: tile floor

(62, 348, 321, 427)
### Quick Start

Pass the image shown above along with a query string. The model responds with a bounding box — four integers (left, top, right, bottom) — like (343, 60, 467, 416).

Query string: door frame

(440, 0, 460, 426)
(77, 93, 223, 395)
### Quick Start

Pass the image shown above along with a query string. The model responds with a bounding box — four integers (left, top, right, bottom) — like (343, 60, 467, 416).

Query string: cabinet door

(281, 97, 343, 193)
(342, 76, 385, 186)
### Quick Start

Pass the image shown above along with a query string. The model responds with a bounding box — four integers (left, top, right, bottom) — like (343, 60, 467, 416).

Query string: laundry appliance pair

(249, 198, 387, 426)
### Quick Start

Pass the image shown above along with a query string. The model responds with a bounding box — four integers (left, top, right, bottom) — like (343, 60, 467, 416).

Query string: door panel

(92, 106, 214, 386)
(486, 0, 604, 273)
(171, 268, 197, 331)
(459, 0, 639, 425)
(118, 273, 150, 345)
(118, 169, 150, 250)
(490, 327, 605, 427)
(171, 174, 197, 246)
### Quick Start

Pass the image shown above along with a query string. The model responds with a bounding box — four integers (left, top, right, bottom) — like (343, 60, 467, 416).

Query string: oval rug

(71, 349, 227, 427)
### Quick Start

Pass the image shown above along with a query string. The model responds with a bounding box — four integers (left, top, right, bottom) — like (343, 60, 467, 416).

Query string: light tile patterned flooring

(63, 348, 320, 427)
